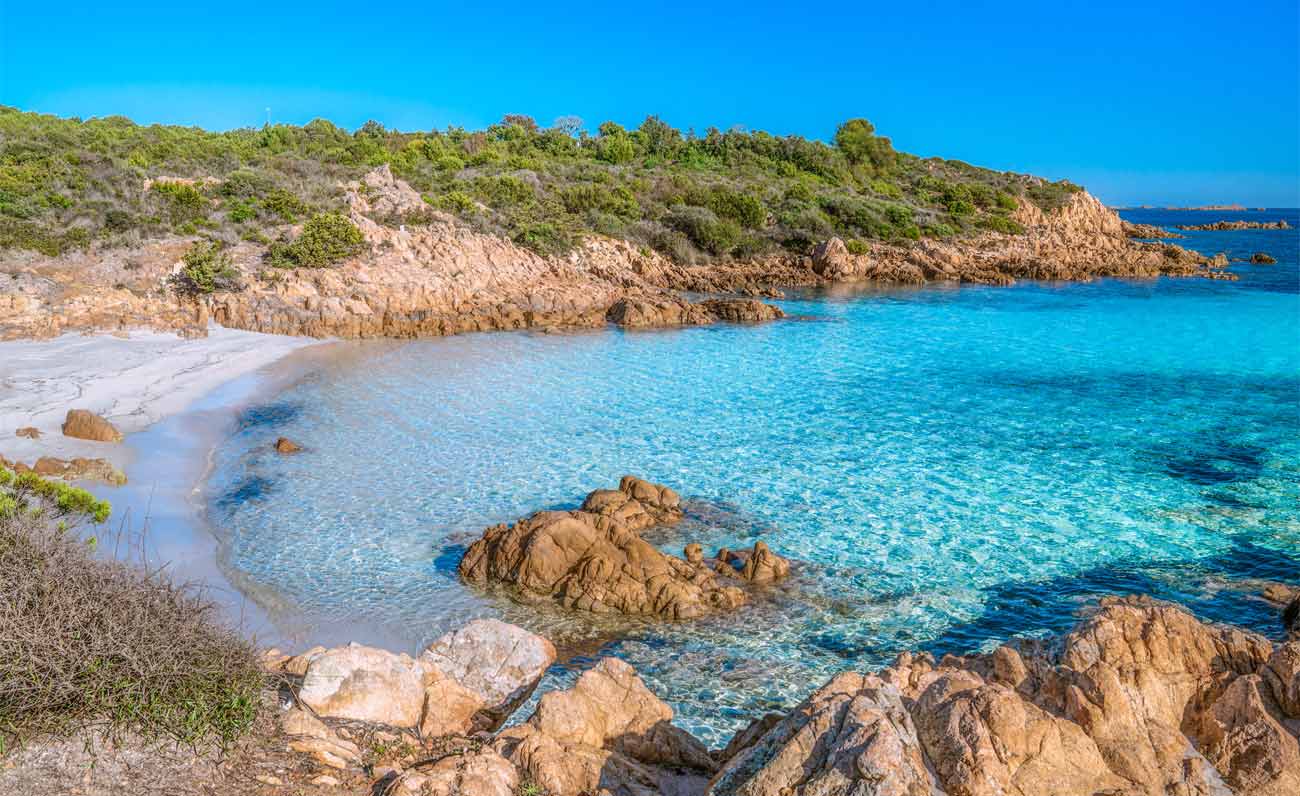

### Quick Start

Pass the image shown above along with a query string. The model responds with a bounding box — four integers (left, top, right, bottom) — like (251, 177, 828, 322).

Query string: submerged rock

(457, 476, 790, 620)
(60, 409, 122, 442)
(274, 436, 301, 453)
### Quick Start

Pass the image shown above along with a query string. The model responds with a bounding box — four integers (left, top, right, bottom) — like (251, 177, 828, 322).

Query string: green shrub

(979, 215, 1026, 235)
(868, 178, 903, 199)
(834, 118, 896, 171)
(995, 191, 1018, 211)
(704, 186, 766, 228)
(169, 241, 241, 295)
(845, 239, 870, 255)
(596, 134, 635, 165)
(514, 221, 575, 255)
(435, 189, 476, 214)
(667, 205, 740, 255)
(266, 212, 365, 268)
(260, 188, 307, 222)
(151, 181, 206, 224)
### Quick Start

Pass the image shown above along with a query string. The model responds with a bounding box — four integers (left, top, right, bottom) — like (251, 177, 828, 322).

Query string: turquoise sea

(206, 209, 1299, 744)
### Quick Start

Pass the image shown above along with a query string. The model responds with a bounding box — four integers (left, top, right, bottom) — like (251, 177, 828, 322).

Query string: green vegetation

(169, 240, 241, 295)
(0, 466, 262, 751)
(0, 105, 1084, 263)
(265, 211, 364, 268)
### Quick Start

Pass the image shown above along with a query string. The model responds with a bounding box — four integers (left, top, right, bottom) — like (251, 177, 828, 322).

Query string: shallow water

(207, 209, 1300, 745)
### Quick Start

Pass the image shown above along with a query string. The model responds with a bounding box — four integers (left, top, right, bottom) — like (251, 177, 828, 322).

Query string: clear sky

(2, 1, 1296, 206)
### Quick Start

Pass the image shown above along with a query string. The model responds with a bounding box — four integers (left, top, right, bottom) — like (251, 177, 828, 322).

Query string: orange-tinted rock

(15, 426, 39, 439)
(459, 477, 788, 620)
(274, 436, 301, 453)
(61, 409, 122, 442)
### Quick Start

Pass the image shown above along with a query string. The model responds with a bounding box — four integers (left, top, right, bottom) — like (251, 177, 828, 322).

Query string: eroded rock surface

(0, 453, 125, 485)
(458, 476, 789, 620)
(496, 657, 715, 796)
(709, 596, 1299, 796)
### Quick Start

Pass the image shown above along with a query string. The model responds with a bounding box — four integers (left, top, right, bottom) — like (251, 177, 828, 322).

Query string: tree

(834, 118, 896, 171)
(551, 115, 584, 137)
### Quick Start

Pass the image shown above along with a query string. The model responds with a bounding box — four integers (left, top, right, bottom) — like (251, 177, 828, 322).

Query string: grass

(0, 107, 1083, 263)
(0, 467, 263, 752)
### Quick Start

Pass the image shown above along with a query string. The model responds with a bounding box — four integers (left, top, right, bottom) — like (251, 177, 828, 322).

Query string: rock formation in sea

(1251, 251, 1278, 263)
(0, 166, 1235, 341)
(458, 476, 791, 620)
(1121, 220, 1184, 238)
(254, 595, 1298, 795)
(1175, 219, 1292, 231)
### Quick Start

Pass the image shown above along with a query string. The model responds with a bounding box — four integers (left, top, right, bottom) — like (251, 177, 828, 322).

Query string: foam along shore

(0, 326, 318, 470)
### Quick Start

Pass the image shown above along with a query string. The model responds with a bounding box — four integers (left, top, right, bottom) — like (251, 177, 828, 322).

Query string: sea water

(206, 209, 1299, 744)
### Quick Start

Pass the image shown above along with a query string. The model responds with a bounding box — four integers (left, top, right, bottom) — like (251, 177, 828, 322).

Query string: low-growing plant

(169, 240, 241, 296)
(0, 467, 262, 750)
(266, 212, 365, 268)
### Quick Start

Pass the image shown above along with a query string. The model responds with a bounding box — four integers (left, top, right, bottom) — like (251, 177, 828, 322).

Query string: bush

(169, 241, 241, 296)
(979, 215, 1026, 235)
(266, 212, 365, 268)
(667, 205, 740, 255)
(0, 467, 262, 750)
(514, 221, 575, 255)
(151, 181, 206, 224)
(704, 186, 766, 228)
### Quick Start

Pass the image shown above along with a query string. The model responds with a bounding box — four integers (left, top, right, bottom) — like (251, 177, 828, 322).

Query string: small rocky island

(1175, 219, 1292, 231)
(458, 476, 791, 619)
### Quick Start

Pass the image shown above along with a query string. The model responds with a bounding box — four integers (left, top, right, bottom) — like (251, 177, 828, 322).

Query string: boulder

(496, 657, 714, 796)
(60, 409, 122, 442)
(605, 295, 783, 328)
(1287, 595, 1300, 640)
(298, 644, 429, 728)
(419, 619, 556, 733)
(1251, 252, 1277, 264)
(274, 436, 302, 453)
(459, 477, 789, 620)
(26, 456, 126, 485)
(15, 426, 39, 439)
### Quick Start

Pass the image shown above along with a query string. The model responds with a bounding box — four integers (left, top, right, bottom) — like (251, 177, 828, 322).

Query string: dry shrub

(0, 469, 262, 752)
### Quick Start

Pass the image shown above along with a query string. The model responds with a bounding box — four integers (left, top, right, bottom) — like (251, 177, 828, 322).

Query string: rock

(416, 670, 485, 739)
(310, 774, 341, 786)
(389, 748, 519, 796)
(605, 295, 783, 328)
(1252, 252, 1278, 264)
(497, 657, 714, 796)
(1287, 596, 1300, 640)
(15, 426, 39, 439)
(282, 707, 362, 769)
(1176, 219, 1291, 231)
(274, 436, 301, 453)
(709, 596, 1295, 796)
(60, 409, 122, 442)
(419, 619, 556, 733)
(18, 456, 126, 485)
(459, 476, 789, 620)
(1121, 220, 1183, 238)
(298, 644, 429, 728)
(715, 541, 791, 584)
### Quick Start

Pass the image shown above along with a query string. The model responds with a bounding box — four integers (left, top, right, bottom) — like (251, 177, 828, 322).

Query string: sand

(0, 326, 317, 467)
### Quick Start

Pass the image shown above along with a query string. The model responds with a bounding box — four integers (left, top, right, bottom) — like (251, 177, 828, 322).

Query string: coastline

(0, 326, 331, 646)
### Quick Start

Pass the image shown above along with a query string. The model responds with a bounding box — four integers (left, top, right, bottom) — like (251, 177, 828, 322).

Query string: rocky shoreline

(223, 592, 1300, 795)
(1, 166, 1234, 342)
(1175, 219, 1292, 231)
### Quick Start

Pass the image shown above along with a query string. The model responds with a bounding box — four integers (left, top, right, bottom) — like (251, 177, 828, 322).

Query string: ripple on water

(207, 234, 1300, 746)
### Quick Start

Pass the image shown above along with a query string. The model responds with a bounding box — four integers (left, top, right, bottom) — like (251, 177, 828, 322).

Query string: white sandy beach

(0, 326, 319, 467)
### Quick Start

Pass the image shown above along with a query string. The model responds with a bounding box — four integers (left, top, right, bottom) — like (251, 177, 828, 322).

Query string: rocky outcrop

(1287, 596, 1300, 641)
(293, 621, 553, 739)
(1252, 252, 1278, 264)
(1, 169, 1235, 341)
(0, 453, 126, 485)
(60, 409, 122, 443)
(1122, 220, 1183, 238)
(709, 596, 1298, 796)
(495, 657, 715, 796)
(15, 426, 39, 439)
(458, 476, 790, 620)
(1176, 219, 1292, 231)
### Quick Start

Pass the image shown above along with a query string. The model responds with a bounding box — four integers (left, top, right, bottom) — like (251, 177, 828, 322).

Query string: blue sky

(2, 1, 1296, 206)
